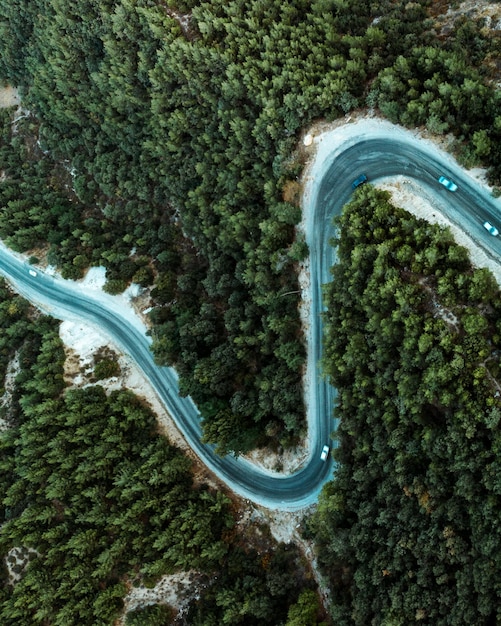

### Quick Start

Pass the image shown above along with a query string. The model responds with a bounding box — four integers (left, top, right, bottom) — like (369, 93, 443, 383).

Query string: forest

(311, 187, 501, 625)
(0, 0, 501, 623)
(0, 279, 321, 624)
(0, 0, 500, 453)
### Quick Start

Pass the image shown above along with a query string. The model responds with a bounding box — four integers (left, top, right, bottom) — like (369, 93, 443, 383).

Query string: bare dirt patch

(5, 546, 40, 586)
(0, 86, 20, 109)
(0, 352, 20, 430)
(117, 571, 204, 626)
(437, 0, 501, 28)
(254, 503, 331, 610)
(243, 439, 309, 475)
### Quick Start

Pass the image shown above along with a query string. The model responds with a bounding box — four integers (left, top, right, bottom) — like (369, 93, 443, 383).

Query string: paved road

(0, 245, 333, 510)
(304, 128, 501, 466)
(0, 121, 499, 510)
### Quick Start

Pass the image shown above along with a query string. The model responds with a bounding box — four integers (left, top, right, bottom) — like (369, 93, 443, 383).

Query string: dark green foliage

(103, 277, 128, 295)
(0, 373, 234, 625)
(370, 43, 501, 176)
(446, 16, 493, 67)
(125, 604, 175, 626)
(0, 285, 234, 625)
(187, 543, 314, 626)
(0, 260, 318, 626)
(286, 589, 325, 626)
(93, 357, 120, 381)
(0, 109, 145, 282)
(312, 187, 501, 625)
(0, 0, 499, 456)
(0, 277, 33, 389)
(2, 13, 501, 622)
(0, 0, 437, 453)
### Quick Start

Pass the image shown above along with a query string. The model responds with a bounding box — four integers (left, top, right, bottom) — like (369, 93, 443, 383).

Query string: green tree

(313, 189, 501, 625)
(125, 604, 175, 626)
(285, 590, 323, 626)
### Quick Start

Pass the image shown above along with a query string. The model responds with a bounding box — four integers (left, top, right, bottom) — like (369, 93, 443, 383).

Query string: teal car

(438, 175, 458, 192)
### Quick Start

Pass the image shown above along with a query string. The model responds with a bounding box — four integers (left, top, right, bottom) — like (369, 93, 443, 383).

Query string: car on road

(483, 221, 499, 236)
(352, 174, 367, 189)
(28, 269, 37, 277)
(438, 175, 458, 192)
(320, 444, 330, 461)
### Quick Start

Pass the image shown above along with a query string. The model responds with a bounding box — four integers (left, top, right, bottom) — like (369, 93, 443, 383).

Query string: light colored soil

(0, 86, 20, 109)
(56, 269, 225, 481)
(252, 503, 331, 609)
(117, 571, 204, 625)
(5, 546, 39, 585)
(59, 328, 191, 456)
(0, 352, 20, 430)
(52, 268, 188, 454)
(243, 440, 310, 474)
(440, 0, 501, 28)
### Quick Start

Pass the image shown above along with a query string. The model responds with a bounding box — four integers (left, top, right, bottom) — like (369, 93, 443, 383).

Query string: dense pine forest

(312, 188, 501, 624)
(0, 0, 501, 453)
(0, 280, 320, 624)
(1, 0, 501, 624)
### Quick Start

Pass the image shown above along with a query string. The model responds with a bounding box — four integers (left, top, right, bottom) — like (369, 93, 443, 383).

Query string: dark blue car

(352, 174, 367, 189)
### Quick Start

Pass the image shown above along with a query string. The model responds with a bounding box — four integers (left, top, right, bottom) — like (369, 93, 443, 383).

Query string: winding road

(0, 120, 499, 510)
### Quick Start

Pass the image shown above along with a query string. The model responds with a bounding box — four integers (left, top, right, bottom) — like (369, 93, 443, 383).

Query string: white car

(320, 445, 330, 461)
(28, 269, 37, 277)
(483, 221, 499, 236)
(438, 175, 458, 192)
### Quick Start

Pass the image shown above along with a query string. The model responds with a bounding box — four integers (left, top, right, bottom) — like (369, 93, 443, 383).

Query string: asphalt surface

(0, 245, 333, 510)
(302, 121, 500, 508)
(1, 120, 500, 510)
